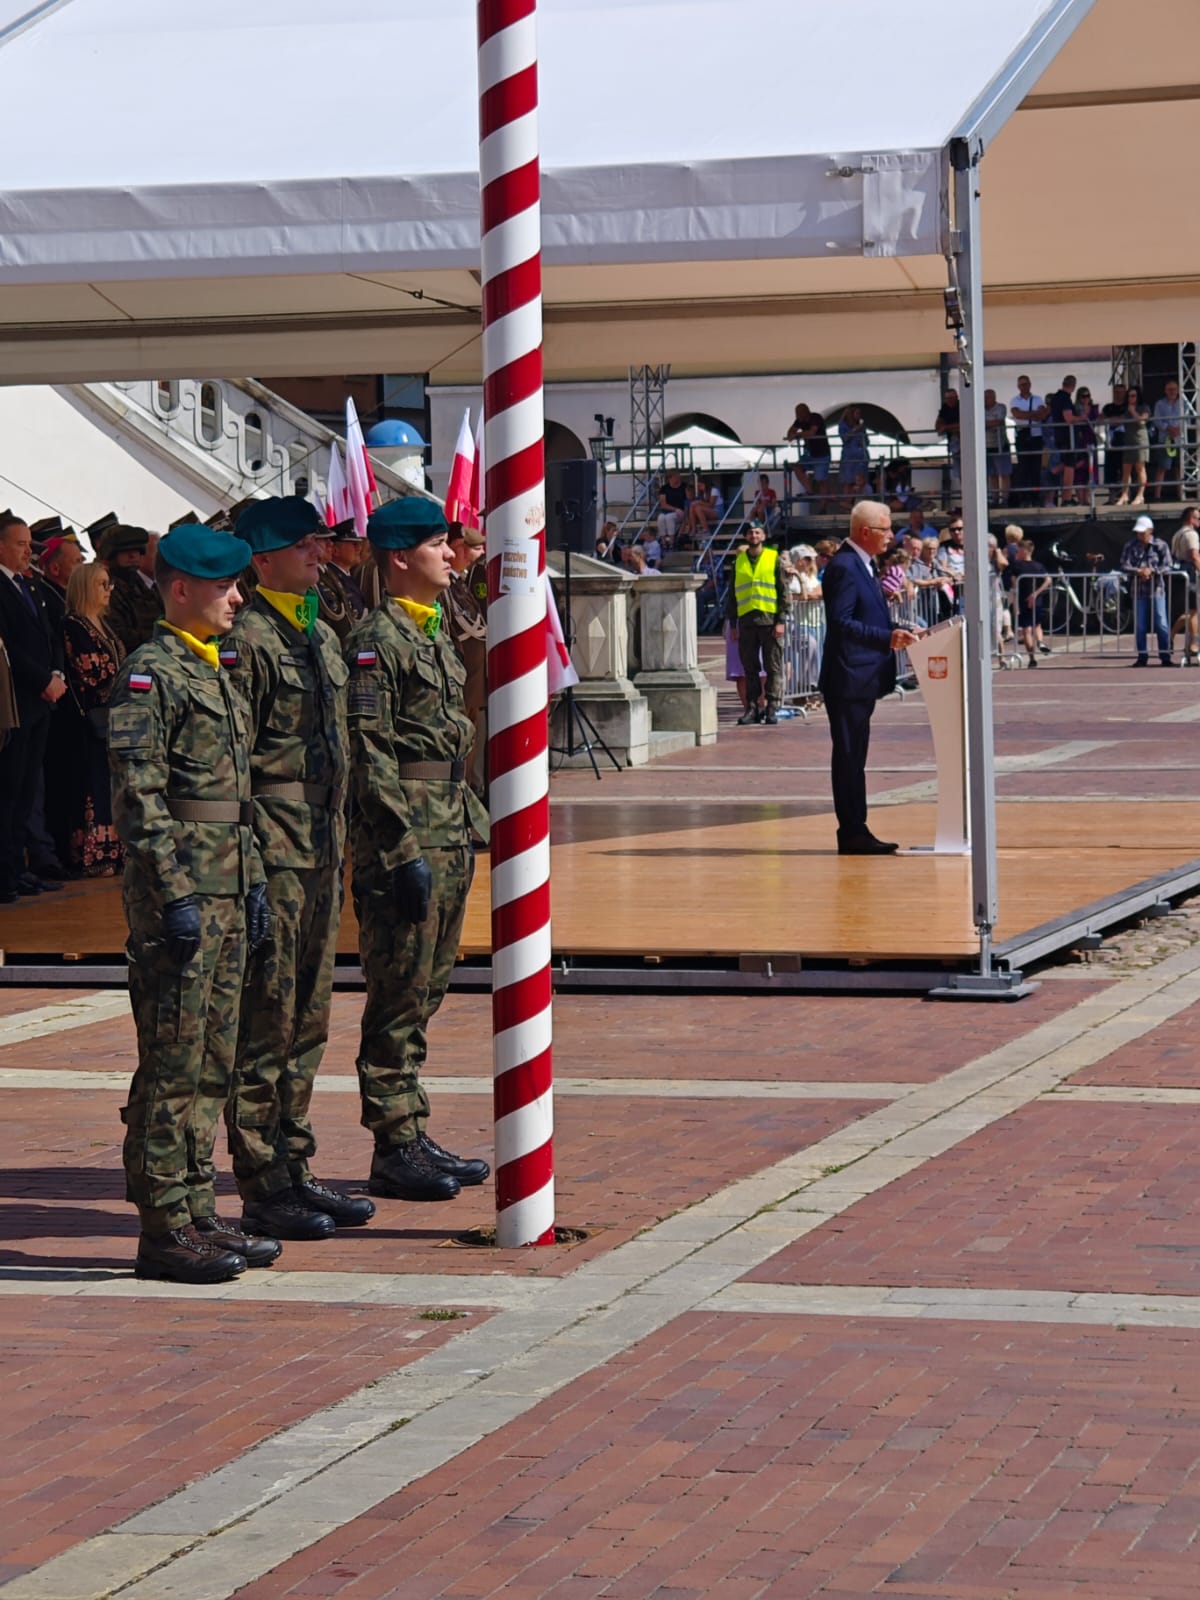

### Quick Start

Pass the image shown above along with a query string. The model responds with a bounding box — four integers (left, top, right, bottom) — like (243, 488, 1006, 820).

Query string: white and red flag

(344, 397, 376, 537)
(544, 571, 579, 696)
(324, 438, 351, 528)
(445, 407, 483, 530)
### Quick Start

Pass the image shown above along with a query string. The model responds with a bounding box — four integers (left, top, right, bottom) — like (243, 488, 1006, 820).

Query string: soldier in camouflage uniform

(222, 497, 374, 1239)
(108, 525, 278, 1284)
(101, 524, 165, 655)
(345, 496, 491, 1202)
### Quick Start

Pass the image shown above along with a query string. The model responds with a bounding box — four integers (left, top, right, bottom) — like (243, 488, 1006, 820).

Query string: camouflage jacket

(345, 600, 489, 874)
(444, 571, 487, 718)
(107, 568, 164, 656)
(222, 596, 349, 872)
(108, 625, 263, 903)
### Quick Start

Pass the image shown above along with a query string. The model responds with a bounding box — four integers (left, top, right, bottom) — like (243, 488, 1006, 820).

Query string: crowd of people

(0, 496, 490, 1285)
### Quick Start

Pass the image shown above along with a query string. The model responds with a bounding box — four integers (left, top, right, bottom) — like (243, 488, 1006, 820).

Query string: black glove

(392, 856, 433, 924)
(246, 882, 273, 953)
(162, 894, 202, 967)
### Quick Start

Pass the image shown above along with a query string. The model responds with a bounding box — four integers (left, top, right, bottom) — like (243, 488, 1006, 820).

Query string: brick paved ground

(1074, 998, 1200, 1087)
(230, 1314, 1200, 1600)
(745, 1102, 1200, 1297)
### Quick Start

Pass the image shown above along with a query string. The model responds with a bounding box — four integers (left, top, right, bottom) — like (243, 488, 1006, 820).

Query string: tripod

(549, 543, 621, 780)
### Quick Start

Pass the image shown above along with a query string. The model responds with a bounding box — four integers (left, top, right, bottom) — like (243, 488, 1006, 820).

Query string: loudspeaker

(545, 458, 599, 555)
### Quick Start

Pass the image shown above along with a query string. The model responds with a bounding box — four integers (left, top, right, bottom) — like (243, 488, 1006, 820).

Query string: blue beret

(236, 496, 326, 554)
(368, 496, 447, 550)
(159, 526, 251, 580)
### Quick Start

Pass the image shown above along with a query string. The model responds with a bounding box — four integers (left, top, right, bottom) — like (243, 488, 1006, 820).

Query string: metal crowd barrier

(1006, 568, 1191, 658)
(782, 598, 825, 711)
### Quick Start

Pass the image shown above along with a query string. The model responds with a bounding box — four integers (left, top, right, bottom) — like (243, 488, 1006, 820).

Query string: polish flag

(324, 439, 351, 528)
(444, 408, 481, 530)
(544, 572, 579, 695)
(470, 408, 485, 526)
(345, 398, 375, 537)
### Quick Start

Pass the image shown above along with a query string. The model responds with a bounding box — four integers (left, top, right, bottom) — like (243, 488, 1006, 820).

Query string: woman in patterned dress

(63, 562, 125, 875)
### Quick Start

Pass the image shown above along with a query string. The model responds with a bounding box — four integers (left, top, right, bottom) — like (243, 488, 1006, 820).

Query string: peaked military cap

(85, 511, 119, 538)
(367, 495, 447, 550)
(169, 510, 202, 531)
(159, 525, 252, 581)
(30, 515, 64, 539)
(97, 523, 150, 561)
(236, 495, 327, 554)
(329, 516, 359, 540)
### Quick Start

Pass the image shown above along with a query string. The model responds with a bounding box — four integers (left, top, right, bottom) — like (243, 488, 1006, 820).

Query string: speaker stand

(548, 545, 621, 780)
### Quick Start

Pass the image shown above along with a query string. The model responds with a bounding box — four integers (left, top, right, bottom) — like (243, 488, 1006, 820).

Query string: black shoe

(241, 1190, 336, 1240)
(29, 859, 65, 886)
(0, 888, 16, 904)
(1026, 654, 1038, 669)
(135, 1224, 247, 1284)
(418, 1131, 490, 1187)
(1130, 657, 1149, 668)
(369, 1141, 462, 1202)
(15, 873, 43, 895)
(1037, 643, 1052, 655)
(837, 833, 899, 856)
(762, 706, 779, 726)
(194, 1214, 282, 1268)
(736, 705, 761, 726)
(1159, 656, 1174, 667)
(296, 1177, 376, 1227)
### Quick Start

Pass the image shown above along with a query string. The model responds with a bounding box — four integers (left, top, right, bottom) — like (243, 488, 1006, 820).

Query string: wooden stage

(3, 799, 1199, 979)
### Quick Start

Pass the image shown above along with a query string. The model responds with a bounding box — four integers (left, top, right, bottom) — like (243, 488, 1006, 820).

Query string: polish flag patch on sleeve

(356, 649, 377, 668)
(129, 672, 153, 693)
(218, 647, 238, 667)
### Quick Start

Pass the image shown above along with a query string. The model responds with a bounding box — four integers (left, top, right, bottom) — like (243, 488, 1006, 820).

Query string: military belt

(396, 760, 466, 782)
(251, 781, 334, 805)
(167, 799, 254, 825)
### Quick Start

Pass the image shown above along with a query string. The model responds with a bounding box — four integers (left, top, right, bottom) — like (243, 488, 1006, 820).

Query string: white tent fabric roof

(0, 0, 1196, 381)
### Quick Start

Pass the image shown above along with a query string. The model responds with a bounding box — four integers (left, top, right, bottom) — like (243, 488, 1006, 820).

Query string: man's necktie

(15, 575, 37, 615)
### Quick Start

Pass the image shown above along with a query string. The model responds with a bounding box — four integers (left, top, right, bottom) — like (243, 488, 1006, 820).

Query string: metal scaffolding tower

(1179, 342, 1199, 499)
(1109, 345, 1142, 391)
(628, 364, 669, 524)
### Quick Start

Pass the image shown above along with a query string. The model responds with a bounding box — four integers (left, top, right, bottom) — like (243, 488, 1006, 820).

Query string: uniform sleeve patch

(218, 648, 238, 667)
(348, 683, 379, 717)
(128, 672, 153, 692)
(356, 649, 378, 667)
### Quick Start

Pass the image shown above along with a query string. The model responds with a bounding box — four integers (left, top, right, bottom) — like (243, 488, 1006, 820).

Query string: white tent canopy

(2, 0, 1194, 382)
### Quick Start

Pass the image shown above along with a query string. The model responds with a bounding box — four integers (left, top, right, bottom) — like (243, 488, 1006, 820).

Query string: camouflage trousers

(356, 844, 471, 1150)
(120, 890, 246, 1233)
(226, 865, 341, 1201)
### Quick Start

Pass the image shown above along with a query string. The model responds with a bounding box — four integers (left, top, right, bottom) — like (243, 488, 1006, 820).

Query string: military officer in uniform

(316, 518, 369, 641)
(223, 497, 374, 1239)
(444, 522, 488, 796)
(101, 524, 164, 654)
(345, 496, 491, 1202)
(108, 524, 278, 1284)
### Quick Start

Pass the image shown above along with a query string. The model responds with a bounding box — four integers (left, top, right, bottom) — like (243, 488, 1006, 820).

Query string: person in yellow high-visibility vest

(725, 522, 789, 724)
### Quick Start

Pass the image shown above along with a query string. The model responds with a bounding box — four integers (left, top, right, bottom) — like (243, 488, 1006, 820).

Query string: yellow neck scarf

(259, 585, 319, 634)
(163, 621, 220, 671)
(393, 596, 441, 639)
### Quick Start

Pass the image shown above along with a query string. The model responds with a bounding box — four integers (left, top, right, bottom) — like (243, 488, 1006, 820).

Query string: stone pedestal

(632, 572, 718, 746)
(547, 555, 649, 768)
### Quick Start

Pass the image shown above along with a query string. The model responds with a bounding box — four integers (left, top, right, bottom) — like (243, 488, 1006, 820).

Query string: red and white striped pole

(478, 0, 554, 1247)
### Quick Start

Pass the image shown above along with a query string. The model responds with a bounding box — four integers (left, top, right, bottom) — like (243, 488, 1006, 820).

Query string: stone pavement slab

(744, 1100, 1200, 1296)
(1071, 996, 1200, 1087)
(222, 1312, 1200, 1600)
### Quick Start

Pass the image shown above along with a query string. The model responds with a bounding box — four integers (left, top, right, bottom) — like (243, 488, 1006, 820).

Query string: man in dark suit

(0, 512, 68, 900)
(819, 500, 921, 856)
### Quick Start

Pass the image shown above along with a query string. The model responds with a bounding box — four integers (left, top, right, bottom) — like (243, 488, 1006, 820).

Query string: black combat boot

(135, 1224, 247, 1284)
(418, 1131, 490, 1186)
(241, 1189, 336, 1240)
(194, 1215, 282, 1268)
(295, 1177, 376, 1227)
(369, 1141, 461, 1202)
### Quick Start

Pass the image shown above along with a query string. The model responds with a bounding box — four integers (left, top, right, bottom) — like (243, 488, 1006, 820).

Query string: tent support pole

(929, 142, 1035, 1001)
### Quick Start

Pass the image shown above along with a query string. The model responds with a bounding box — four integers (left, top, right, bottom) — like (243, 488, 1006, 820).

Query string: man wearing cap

(725, 521, 789, 725)
(1121, 514, 1174, 667)
(316, 519, 369, 641)
(32, 521, 82, 634)
(444, 521, 488, 795)
(102, 524, 164, 655)
(222, 497, 372, 1240)
(345, 496, 491, 1202)
(108, 524, 279, 1283)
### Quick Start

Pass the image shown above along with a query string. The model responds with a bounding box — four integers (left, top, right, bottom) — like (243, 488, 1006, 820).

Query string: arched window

(658, 412, 741, 444)
(199, 383, 221, 443)
(543, 419, 587, 462)
(155, 379, 179, 414)
(244, 411, 265, 472)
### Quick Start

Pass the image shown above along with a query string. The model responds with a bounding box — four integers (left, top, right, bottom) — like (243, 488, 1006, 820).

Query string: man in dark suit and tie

(0, 512, 67, 900)
(819, 500, 921, 856)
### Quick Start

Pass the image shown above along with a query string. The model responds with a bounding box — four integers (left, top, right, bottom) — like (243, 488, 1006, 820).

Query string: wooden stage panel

(1, 801, 1197, 967)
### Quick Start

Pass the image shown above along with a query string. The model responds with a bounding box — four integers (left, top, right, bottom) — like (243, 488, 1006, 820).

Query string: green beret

(235, 496, 326, 555)
(97, 523, 149, 561)
(159, 525, 251, 581)
(368, 496, 447, 550)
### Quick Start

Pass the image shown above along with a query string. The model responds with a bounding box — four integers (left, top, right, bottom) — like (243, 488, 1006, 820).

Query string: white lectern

(905, 617, 969, 854)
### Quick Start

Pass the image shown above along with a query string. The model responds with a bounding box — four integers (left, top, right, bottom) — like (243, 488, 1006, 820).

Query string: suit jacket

(817, 542, 896, 702)
(0, 567, 61, 720)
